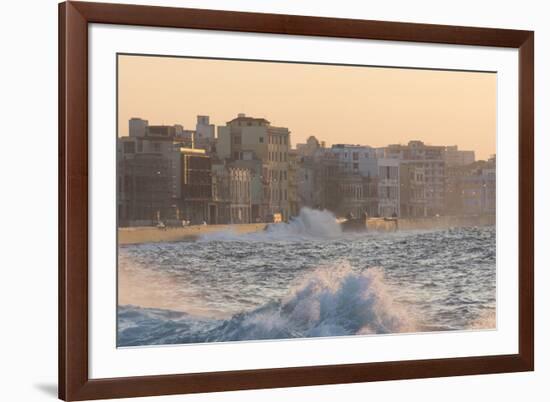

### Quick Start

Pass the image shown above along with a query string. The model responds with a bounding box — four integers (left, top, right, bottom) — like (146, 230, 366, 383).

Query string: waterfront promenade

(119, 214, 495, 245)
(119, 223, 267, 245)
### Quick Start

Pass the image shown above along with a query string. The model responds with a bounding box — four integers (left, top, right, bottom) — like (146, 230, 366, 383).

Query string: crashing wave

(198, 207, 342, 242)
(118, 261, 416, 346)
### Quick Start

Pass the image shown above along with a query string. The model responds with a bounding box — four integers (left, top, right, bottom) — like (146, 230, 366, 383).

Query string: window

(153, 142, 161, 152)
(353, 163, 358, 170)
(233, 135, 241, 145)
(353, 152, 359, 160)
(123, 141, 135, 154)
(259, 136, 264, 143)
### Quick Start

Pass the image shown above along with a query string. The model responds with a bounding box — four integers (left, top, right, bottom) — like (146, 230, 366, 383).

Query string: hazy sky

(118, 54, 496, 160)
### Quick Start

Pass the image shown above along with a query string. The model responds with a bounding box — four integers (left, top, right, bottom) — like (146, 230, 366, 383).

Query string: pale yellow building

(217, 114, 291, 220)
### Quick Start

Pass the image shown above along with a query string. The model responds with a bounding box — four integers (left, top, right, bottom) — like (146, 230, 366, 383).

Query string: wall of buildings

(118, 117, 496, 227)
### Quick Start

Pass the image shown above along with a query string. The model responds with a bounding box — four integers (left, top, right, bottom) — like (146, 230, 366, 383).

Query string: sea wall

(119, 214, 496, 244)
(365, 214, 496, 232)
(119, 223, 267, 245)
(367, 215, 495, 232)
(365, 218, 398, 232)
(397, 214, 495, 231)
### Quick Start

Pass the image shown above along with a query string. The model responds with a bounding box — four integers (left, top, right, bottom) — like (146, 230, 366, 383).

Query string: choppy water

(117, 208, 496, 347)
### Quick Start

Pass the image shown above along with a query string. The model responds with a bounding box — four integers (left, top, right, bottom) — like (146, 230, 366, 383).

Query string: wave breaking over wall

(198, 208, 342, 242)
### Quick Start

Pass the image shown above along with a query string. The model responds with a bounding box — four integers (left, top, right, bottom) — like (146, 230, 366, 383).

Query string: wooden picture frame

(59, 1, 534, 400)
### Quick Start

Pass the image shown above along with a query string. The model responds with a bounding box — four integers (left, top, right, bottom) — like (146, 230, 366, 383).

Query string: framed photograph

(59, 1, 534, 400)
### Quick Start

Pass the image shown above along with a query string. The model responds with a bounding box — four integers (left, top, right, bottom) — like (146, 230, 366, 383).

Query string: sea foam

(118, 261, 416, 346)
(198, 207, 342, 242)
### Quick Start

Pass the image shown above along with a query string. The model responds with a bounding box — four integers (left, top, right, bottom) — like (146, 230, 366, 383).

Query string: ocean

(117, 208, 496, 347)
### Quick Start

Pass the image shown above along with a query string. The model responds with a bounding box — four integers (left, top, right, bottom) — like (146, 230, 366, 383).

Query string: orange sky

(118, 54, 496, 160)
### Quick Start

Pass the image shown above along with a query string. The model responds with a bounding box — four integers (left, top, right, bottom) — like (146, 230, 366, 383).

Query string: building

(194, 115, 217, 153)
(229, 167, 252, 223)
(446, 158, 496, 215)
(117, 131, 176, 226)
(180, 148, 212, 224)
(329, 175, 366, 218)
(297, 151, 340, 213)
(129, 117, 148, 138)
(209, 162, 252, 224)
(147, 125, 177, 139)
(327, 144, 378, 177)
(324, 144, 398, 217)
(196, 115, 215, 141)
(377, 159, 400, 217)
(173, 125, 195, 149)
(294, 143, 399, 218)
(229, 156, 264, 222)
(210, 163, 231, 224)
(296, 138, 329, 211)
(119, 117, 217, 226)
(287, 149, 299, 217)
(383, 140, 445, 216)
(399, 164, 427, 217)
(217, 114, 291, 221)
(363, 175, 379, 217)
(444, 145, 476, 167)
(296, 135, 325, 157)
(296, 155, 317, 210)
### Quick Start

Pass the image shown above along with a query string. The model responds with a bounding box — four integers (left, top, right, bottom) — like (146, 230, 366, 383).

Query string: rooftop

(227, 113, 270, 126)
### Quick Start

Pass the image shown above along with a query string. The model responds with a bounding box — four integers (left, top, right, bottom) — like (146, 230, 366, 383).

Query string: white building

(328, 144, 378, 177)
(196, 115, 215, 140)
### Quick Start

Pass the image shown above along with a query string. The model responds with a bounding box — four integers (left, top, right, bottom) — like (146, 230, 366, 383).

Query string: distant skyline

(118, 55, 497, 160)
